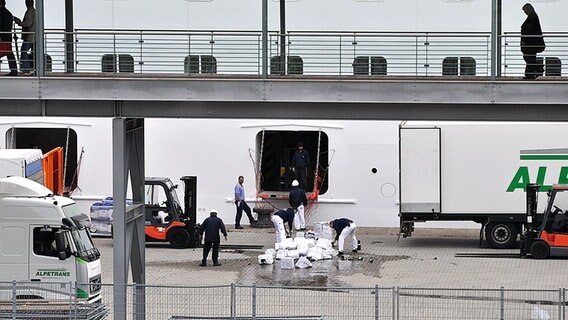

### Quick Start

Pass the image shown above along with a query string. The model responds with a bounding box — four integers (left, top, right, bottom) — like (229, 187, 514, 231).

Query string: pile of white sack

(258, 232, 339, 269)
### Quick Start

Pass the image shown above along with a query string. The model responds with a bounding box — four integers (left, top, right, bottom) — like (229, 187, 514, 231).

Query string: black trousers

(295, 167, 308, 190)
(235, 200, 254, 226)
(523, 52, 544, 77)
(202, 241, 220, 264)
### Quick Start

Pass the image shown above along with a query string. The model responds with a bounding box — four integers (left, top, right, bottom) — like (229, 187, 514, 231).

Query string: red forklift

(521, 183, 568, 259)
(144, 176, 201, 249)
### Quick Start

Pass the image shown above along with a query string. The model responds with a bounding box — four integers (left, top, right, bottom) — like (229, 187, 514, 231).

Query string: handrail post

(393, 286, 398, 320)
(35, 0, 45, 76)
(252, 283, 257, 320)
(374, 285, 379, 320)
(491, 0, 502, 79)
(11, 280, 16, 320)
(500, 287, 505, 320)
(65, 0, 74, 73)
(230, 283, 236, 320)
(262, 0, 268, 79)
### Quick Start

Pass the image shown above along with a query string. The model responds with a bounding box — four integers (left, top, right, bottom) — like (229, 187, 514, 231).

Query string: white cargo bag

(280, 257, 295, 269)
(276, 249, 288, 260)
(316, 238, 332, 249)
(258, 254, 274, 265)
(287, 249, 300, 259)
(295, 256, 313, 269)
(297, 243, 309, 256)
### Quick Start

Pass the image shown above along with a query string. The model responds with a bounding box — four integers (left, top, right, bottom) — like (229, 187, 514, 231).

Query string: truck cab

(0, 176, 102, 302)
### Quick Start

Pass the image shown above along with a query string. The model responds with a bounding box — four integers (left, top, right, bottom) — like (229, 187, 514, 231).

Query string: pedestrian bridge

(0, 29, 568, 121)
(2, 29, 568, 121)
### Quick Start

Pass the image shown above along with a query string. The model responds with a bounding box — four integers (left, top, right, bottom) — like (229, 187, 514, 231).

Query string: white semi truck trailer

(399, 122, 568, 249)
(0, 176, 102, 302)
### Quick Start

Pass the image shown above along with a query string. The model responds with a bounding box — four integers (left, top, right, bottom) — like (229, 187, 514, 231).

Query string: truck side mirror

(55, 231, 68, 260)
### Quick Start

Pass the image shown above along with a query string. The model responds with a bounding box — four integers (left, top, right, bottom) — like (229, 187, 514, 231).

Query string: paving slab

(94, 226, 568, 290)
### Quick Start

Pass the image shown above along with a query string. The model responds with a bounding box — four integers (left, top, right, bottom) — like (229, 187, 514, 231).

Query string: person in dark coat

(271, 208, 295, 243)
(289, 180, 307, 231)
(329, 218, 358, 255)
(291, 142, 310, 190)
(14, 0, 35, 74)
(199, 209, 227, 266)
(521, 3, 545, 79)
(0, 0, 18, 76)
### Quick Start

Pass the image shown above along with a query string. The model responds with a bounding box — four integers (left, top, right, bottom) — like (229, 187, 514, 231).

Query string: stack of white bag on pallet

(258, 231, 339, 269)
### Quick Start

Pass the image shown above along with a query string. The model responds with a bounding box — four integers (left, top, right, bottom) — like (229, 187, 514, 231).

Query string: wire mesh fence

(0, 281, 565, 320)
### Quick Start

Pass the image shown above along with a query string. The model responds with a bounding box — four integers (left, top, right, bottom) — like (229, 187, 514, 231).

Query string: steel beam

(113, 117, 145, 320)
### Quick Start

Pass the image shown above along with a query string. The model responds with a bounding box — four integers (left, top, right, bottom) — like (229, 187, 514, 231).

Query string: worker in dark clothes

(0, 0, 18, 76)
(199, 209, 227, 266)
(291, 142, 310, 190)
(271, 208, 295, 243)
(521, 3, 545, 79)
(329, 218, 358, 255)
(289, 180, 307, 231)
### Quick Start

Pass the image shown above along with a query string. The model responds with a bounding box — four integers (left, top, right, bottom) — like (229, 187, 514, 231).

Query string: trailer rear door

(400, 127, 441, 214)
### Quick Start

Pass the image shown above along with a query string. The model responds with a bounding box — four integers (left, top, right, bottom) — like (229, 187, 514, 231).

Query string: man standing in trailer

(521, 3, 545, 79)
(329, 218, 358, 255)
(289, 179, 307, 231)
(234, 175, 256, 229)
(292, 142, 310, 190)
(271, 208, 295, 243)
(199, 209, 227, 267)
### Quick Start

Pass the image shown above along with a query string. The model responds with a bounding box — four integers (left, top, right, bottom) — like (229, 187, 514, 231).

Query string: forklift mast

(526, 183, 540, 229)
(180, 176, 198, 247)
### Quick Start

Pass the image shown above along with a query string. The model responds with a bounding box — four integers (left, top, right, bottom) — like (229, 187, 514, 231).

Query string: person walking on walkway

(521, 3, 545, 79)
(271, 208, 294, 243)
(199, 209, 227, 267)
(291, 142, 310, 190)
(329, 218, 358, 255)
(289, 180, 307, 231)
(14, 0, 34, 74)
(0, 0, 18, 76)
(234, 175, 255, 229)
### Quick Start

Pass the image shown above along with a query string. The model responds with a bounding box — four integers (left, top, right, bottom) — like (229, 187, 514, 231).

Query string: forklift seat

(552, 214, 568, 233)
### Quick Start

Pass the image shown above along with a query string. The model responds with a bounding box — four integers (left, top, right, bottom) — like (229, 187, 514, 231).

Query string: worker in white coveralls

(271, 208, 295, 243)
(329, 218, 358, 255)
(288, 180, 307, 231)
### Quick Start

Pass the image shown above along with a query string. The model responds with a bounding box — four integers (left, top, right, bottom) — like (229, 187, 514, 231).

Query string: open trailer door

(399, 126, 441, 215)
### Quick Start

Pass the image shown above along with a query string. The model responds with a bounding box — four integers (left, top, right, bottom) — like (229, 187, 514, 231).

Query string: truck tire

(530, 241, 550, 259)
(167, 228, 191, 249)
(485, 222, 518, 249)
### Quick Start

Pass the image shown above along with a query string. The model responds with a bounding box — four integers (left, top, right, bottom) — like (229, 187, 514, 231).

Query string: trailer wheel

(530, 241, 550, 259)
(167, 228, 191, 249)
(485, 222, 518, 249)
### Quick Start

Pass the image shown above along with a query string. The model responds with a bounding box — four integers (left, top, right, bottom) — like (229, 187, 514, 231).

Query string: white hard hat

(210, 209, 218, 215)
(291, 180, 299, 187)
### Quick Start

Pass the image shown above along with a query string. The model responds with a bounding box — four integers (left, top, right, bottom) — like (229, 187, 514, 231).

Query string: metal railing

(1, 29, 567, 78)
(502, 32, 568, 77)
(1, 281, 566, 320)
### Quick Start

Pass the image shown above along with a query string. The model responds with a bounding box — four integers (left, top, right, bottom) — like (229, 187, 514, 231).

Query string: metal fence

(1, 29, 567, 78)
(1, 281, 566, 320)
